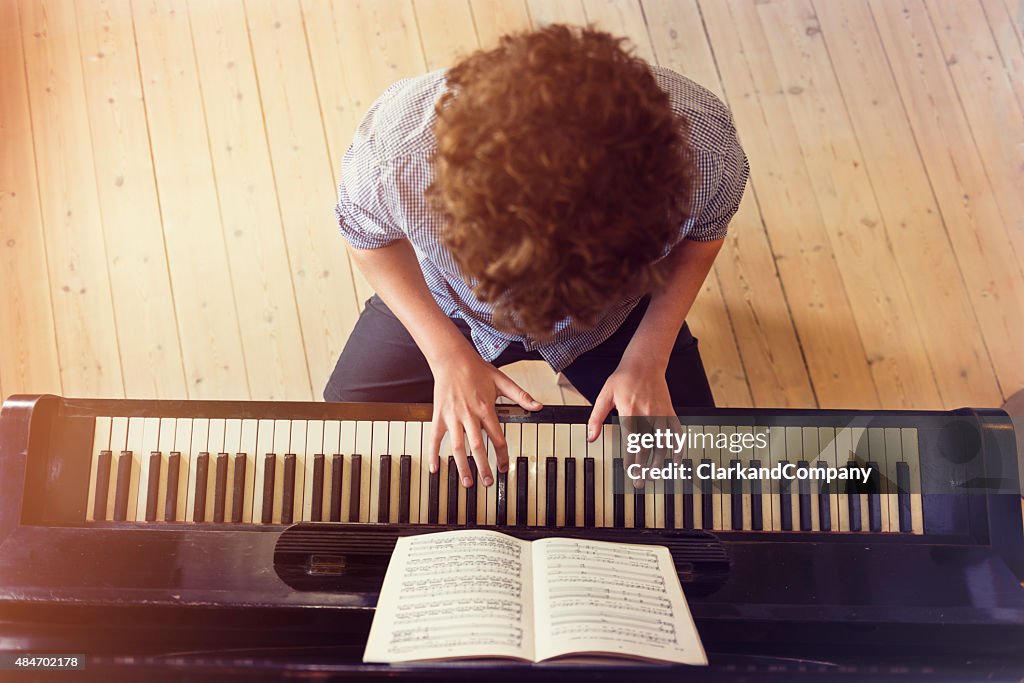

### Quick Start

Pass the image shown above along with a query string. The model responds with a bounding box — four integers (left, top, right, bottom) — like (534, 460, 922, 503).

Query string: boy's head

(429, 24, 694, 338)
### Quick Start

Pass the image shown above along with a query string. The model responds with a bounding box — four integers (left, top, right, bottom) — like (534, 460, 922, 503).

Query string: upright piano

(1, 394, 1022, 680)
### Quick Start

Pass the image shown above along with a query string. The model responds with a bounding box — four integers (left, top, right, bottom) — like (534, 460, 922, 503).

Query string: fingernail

(429, 463, 437, 474)
(531, 400, 542, 408)
(587, 426, 595, 440)
(498, 464, 508, 473)
(463, 476, 473, 487)
(484, 475, 494, 487)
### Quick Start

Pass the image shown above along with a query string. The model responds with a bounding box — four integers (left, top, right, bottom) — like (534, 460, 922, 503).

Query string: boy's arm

(585, 237, 725, 439)
(348, 240, 543, 485)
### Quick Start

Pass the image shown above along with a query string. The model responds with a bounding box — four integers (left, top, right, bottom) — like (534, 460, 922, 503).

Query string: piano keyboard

(85, 417, 924, 534)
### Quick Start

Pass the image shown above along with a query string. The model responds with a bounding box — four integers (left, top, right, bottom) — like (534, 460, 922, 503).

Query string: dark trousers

(323, 295, 715, 408)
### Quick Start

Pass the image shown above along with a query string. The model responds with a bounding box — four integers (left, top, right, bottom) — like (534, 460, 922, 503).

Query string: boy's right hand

(427, 351, 543, 488)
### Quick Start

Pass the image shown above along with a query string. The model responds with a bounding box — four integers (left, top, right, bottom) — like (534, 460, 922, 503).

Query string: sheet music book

(363, 529, 707, 665)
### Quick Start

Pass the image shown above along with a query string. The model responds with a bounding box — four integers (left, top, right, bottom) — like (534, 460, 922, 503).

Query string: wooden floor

(1, 0, 1022, 411)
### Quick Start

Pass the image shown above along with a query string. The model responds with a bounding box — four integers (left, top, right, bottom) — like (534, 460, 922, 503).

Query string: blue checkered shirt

(335, 66, 749, 372)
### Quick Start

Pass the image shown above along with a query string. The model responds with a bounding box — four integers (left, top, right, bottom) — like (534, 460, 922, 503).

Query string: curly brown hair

(428, 24, 694, 337)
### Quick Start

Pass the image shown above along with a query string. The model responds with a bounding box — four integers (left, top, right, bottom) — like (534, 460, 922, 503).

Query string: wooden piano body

(1, 394, 1023, 680)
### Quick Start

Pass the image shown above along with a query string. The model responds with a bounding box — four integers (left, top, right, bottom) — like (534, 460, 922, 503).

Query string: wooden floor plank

(243, 0, 363, 400)
(700, 0, 880, 408)
(131, 0, 250, 399)
(0, 1, 62, 398)
(75, 0, 188, 399)
(414, 0, 480, 70)
(470, 0, 533, 48)
(872, 0, 1024, 401)
(581, 0, 657, 63)
(646, 0, 816, 408)
(19, 0, 125, 398)
(814, 0, 1004, 407)
(926, 0, 1024, 280)
(981, 0, 1024, 114)
(526, 0, 586, 26)
(188, 0, 313, 401)
(755, 0, 943, 409)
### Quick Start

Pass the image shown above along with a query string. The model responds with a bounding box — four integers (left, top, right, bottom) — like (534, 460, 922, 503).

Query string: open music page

(532, 537, 707, 665)
(363, 530, 536, 663)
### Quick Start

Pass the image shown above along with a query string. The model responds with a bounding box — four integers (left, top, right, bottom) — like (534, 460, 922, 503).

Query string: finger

(463, 420, 489, 487)
(482, 413, 509, 475)
(494, 372, 543, 411)
(587, 389, 614, 443)
(449, 423, 474, 488)
(428, 416, 445, 474)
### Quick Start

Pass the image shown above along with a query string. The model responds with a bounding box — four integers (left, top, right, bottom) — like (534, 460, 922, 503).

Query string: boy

(325, 24, 748, 490)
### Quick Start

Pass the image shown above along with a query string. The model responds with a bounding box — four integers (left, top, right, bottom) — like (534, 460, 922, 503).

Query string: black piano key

(848, 462, 862, 532)
(545, 457, 557, 528)
(311, 454, 324, 522)
(330, 454, 343, 522)
(730, 458, 743, 530)
(261, 453, 275, 524)
(516, 457, 528, 526)
(378, 454, 391, 524)
(867, 462, 882, 532)
(281, 454, 296, 524)
(466, 459, 478, 526)
(682, 459, 694, 530)
(213, 453, 228, 523)
(93, 450, 112, 521)
(231, 454, 246, 523)
(613, 457, 624, 528)
(701, 458, 713, 530)
(583, 457, 595, 527)
(797, 460, 811, 531)
(817, 460, 832, 531)
(427, 468, 440, 524)
(779, 460, 793, 531)
(897, 461, 912, 533)
(496, 469, 508, 526)
(662, 458, 674, 530)
(634, 486, 645, 529)
(447, 456, 459, 524)
(564, 457, 576, 527)
(145, 452, 162, 522)
(348, 454, 361, 523)
(165, 452, 180, 522)
(113, 451, 132, 522)
(399, 455, 411, 524)
(750, 459, 763, 531)
(194, 452, 209, 523)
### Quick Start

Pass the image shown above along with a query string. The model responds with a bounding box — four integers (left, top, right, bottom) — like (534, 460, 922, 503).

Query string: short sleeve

(685, 142, 750, 242)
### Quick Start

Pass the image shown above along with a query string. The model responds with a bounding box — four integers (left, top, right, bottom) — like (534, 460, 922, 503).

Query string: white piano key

(884, 427, 903, 534)
(603, 424, 618, 527)
(523, 423, 541, 527)
(133, 417, 161, 521)
(817, 427, 839, 531)
(801, 428, 820, 532)
(339, 421, 357, 522)
(852, 427, 870, 531)
(672, 426, 687, 530)
(688, 425, 705, 529)
(251, 419, 275, 524)
(154, 417, 175, 523)
(902, 428, 924, 534)
(438, 441, 451, 524)
(484, 431, 496, 525)
(785, 426, 803, 531)
(185, 419, 208, 523)
(271, 419, 291, 524)
(554, 424, 569, 527)
(767, 426, 785, 531)
(222, 418, 242, 523)
(571, 423, 587, 528)
(86, 417, 112, 522)
(868, 428, 889, 532)
(704, 425, 721, 530)
(753, 426, 771, 530)
(505, 423, 520, 526)
(588, 425, 604, 528)
(406, 422, 423, 524)
(205, 419, 226, 523)
(737, 426, 754, 530)
(388, 421, 405, 524)
(123, 417, 146, 522)
(355, 421, 373, 523)
(106, 417, 129, 521)
(171, 418, 193, 522)
(417, 422, 432, 524)
(303, 420, 325, 521)
(239, 419, 258, 523)
(287, 420, 307, 523)
(835, 427, 853, 532)
(368, 421, 388, 523)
